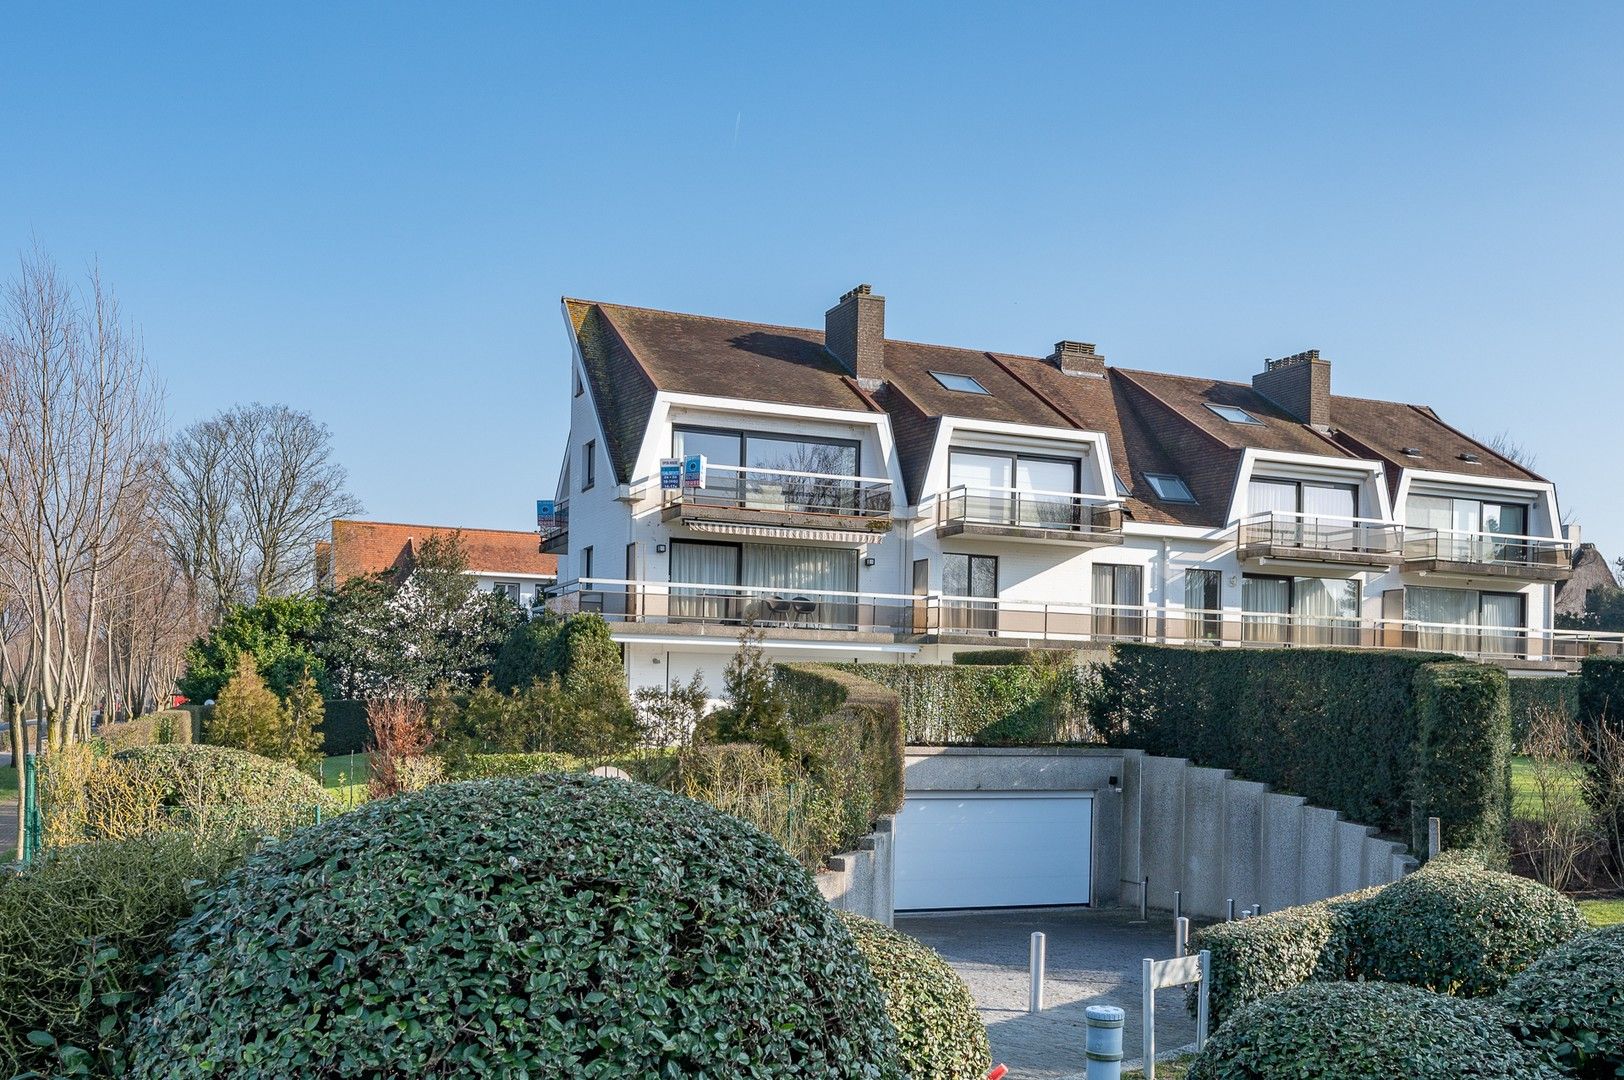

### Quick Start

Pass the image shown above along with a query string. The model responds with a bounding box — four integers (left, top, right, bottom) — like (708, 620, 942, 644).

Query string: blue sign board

(682, 454, 707, 489)
(659, 458, 682, 490)
(536, 499, 556, 528)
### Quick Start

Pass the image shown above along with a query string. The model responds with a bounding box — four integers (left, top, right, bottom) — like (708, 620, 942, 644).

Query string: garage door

(894, 791, 1093, 911)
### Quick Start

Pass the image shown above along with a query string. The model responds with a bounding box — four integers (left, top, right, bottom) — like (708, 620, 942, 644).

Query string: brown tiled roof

(326, 520, 557, 585)
(561, 296, 1547, 529)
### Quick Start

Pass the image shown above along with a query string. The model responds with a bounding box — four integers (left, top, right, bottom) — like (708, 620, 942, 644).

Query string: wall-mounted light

(655, 543, 667, 554)
(863, 556, 877, 567)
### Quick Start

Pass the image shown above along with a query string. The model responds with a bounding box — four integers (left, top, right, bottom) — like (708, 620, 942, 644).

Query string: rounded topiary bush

(1353, 854, 1588, 996)
(1188, 981, 1561, 1080)
(839, 912, 990, 1080)
(125, 774, 902, 1078)
(1499, 924, 1624, 1078)
(115, 744, 337, 838)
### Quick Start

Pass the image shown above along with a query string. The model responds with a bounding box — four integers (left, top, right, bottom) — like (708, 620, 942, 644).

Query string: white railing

(666, 464, 893, 518)
(937, 485, 1124, 537)
(548, 579, 1624, 663)
(1402, 526, 1571, 571)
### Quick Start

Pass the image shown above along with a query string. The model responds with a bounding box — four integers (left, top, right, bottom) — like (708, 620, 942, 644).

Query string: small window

(1114, 471, 1132, 498)
(574, 366, 584, 397)
(1458, 452, 1482, 464)
(930, 371, 990, 395)
(492, 581, 520, 601)
(1145, 473, 1197, 503)
(1205, 403, 1263, 425)
(581, 546, 594, 582)
(582, 440, 596, 491)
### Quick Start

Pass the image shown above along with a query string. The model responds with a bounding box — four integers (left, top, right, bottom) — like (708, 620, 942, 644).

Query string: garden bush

(1092, 646, 1508, 851)
(442, 750, 580, 780)
(1356, 851, 1588, 996)
(0, 833, 250, 1079)
(952, 647, 1078, 666)
(124, 775, 903, 1078)
(43, 744, 337, 845)
(1194, 852, 1586, 1025)
(1499, 924, 1624, 1078)
(1187, 981, 1560, 1080)
(1413, 662, 1512, 859)
(99, 708, 194, 751)
(780, 664, 906, 851)
(840, 912, 990, 1080)
(675, 743, 844, 868)
(1577, 655, 1624, 867)
(830, 660, 1095, 744)
(1511, 676, 1578, 751)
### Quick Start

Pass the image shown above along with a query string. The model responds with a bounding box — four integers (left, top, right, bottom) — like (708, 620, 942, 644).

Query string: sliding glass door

(1093, 563, 1144, 640)
(674, 426, 862, 512)
(948, 448, 1080, 529)
(1184, 568, 1222, 641)
(943, 553, 998, 631)
(1405, 586, 1525, 656)
(1242, 574, 1360, 644)
(670, 540, 858, 627)
(1249, 477, 1360, 549)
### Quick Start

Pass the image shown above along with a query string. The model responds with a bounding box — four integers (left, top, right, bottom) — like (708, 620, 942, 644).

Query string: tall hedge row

(1092, 646, 1509, 854)
(777, 664, 905, 846)
(1508, 676, 1577, 750)
(829, 661, 1096, 745)
(317, 698, 370, 754)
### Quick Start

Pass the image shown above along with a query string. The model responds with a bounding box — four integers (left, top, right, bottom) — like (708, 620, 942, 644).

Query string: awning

(683, 520, 877, 544)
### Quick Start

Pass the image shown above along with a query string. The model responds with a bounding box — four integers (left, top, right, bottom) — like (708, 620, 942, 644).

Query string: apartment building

(544, 284, 1597, 695)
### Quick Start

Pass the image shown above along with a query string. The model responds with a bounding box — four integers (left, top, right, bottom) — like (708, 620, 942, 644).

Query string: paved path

(896, 907, 1196, 1080)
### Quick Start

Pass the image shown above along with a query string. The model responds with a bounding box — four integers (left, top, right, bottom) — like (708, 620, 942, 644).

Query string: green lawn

(1125, 1057, 1192, 1079)
(1580, 898, 1624, 927)
(1511, 754, 1586, 821)
(320, 753, 371, 809)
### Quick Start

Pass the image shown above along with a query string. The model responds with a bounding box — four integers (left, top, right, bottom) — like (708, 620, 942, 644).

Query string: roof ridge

(332, 519, 539, 537)
(1400, 403, 1545, 482)
(1111, 370, 1236, 454)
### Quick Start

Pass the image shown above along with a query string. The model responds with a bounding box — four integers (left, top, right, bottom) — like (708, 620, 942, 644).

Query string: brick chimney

(825, 284, 885, 384)
(1253, 349, 1331, 428)
(1048, 340, 1107, 378)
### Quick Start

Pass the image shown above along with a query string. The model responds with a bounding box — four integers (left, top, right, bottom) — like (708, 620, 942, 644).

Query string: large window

(942, 553, 998, 631)
(1184, 568, 1222, 641)
(674, 426, 862, 512)
(1404, 586, 1526, 656)
(1406, 494, 1531, 564)
(947, 448, 1082, 529)
(1093, 563, 1144, 639)
(1241, 574, 1360, 644)
(1249, 477, 1362, 551)
(668, 540, 858, 627)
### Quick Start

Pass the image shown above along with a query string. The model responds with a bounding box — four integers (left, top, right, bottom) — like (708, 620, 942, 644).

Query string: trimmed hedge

(0, 833, 250, 1079)
(317, 697, 369, 754)
(1093, 646, 1508, 853)
(1510, 676, 1578, 751)
(125, 775, 903, 1078)
(840, 912, 990, 1080)
(98, 708, 195, 751)
(779, 663, 906, 847)
(1414, 662, 1512, 859)
(952, 648, 1077, 666)
(829, 661, 1096, 745)
(677, 743, 845, 869)
(1577, 655, 1624, 865)
(1194, 852, 1587, 1026)
(1188, 981, 1561, 1080)
(1499, 924, 1624, 1077)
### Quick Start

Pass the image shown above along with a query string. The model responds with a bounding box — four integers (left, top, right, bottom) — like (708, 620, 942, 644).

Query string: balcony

(935, 486, 1125, 546)
(661, 465, 893, 542)
(547, 579, 1624, 667)
(538, 498, 568, 555)
(1237, 511, 1402, 568)
(1401, 528, 1573, 583)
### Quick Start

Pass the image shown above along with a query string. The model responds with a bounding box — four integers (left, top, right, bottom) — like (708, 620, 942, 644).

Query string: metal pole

(1252, 903, 1262, 917)
(1428, 816, 1442, 859)
(1085, 1004, 1125, 1080)
(1226, 898, 1235, 922)
(1195, 950, 1212, 1050)
(1175, 917, 1190, 958)
(20, 754, 35, 864)
(1139, 876, 1149, 922)
(1141, 958, 1156, 1080)
(1172, 889, 1181, 925)
(1028, 932, 1046, 1013)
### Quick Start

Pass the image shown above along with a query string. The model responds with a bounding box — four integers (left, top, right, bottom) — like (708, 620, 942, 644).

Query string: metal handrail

(667, 465, 892, 517)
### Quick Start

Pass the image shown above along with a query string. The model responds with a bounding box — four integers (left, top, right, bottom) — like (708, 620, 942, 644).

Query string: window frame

(1144, 473, 1197, 504)
(581, 546, 594, 582)
(1205, 403, 1264, 425)
(672, 424, 863, 479)
(582, 440, 596, 491)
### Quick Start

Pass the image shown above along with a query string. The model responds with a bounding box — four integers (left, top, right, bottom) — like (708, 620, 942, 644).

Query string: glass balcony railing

(1237, 511, 1402, 562)
(1402, 528, 1571, 574)
(665, 465, 892, 519)
(936, 485, 1124, 539)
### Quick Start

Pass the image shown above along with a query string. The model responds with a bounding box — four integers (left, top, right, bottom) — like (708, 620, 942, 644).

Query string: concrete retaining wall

(816, 815, 895, 925)
(904, 747, 1415, 919)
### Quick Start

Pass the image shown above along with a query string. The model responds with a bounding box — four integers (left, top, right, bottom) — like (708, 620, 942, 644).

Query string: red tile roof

(324, 520, 557, 586)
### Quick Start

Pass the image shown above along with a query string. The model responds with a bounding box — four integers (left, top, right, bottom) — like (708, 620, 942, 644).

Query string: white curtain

(1295, 577, 1359, 644)
(741, 544, 859, 628)
(670, 542, 737, 622)
(1406, 586, 1477, 652)
(1242, 576, 1290, 643)
(1479, 592, 1526, 656)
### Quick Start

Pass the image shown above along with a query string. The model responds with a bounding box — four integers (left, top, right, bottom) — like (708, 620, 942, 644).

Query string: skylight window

(1205, 403, 1263, 425)
(1114, 472, 1132, 498)
(1145, 473, 1197, 503)
(930, 371, 990, 395)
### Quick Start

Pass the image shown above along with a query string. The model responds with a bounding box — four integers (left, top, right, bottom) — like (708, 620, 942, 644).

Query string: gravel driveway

(895, 907, 1198, 1080)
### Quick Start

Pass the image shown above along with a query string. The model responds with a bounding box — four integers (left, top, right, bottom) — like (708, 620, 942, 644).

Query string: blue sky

(5, 3, 1622, 554)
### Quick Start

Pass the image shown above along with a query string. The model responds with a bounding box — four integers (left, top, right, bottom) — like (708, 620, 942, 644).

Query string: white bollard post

(1226, 898, 1235, 921)
(1029, 932, 1046, 1014)
(1085, 1004, 1125, 1080)
(1252, 903, 1262, 917)
(1175, 916, 1190, 958)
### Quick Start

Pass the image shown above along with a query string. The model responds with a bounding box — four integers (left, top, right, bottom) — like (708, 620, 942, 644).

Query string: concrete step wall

(1120, 750, 1415, 918)
(816, 814, 896, 926)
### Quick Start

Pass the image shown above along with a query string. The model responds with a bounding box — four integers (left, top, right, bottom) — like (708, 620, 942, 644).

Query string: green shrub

(0, 833, 250, 1079)
(1194, 852, 1586, 1026)
(1510, 677, 1578, 751)
(779, 664, 906, 849)
(43, 744, 337, 846)
(125, 775, 903, 1079)
(317, 698, 369, 754)
(1188, 981, 1560, 1080)
(1092, 646, 1507, 849)
(676, 743, 844, 868)
(832, 661, 1096, 744)
(840, 912, 989, 1080)
(178, 593, 329, 702)
(442, 750, 580, 780)
(1499, 924, 1624, 1078)
(1356, 852, 1588, 996)
(952, 647, 1077, 666)
(1414, 662, 1512, 860)
(1577, 655, 1624, 864)
(99, 708, 195, 750)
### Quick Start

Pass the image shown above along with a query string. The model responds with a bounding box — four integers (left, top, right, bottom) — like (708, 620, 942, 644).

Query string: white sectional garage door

(894, 792, 1093, 911)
